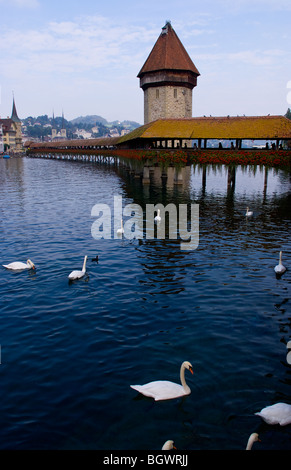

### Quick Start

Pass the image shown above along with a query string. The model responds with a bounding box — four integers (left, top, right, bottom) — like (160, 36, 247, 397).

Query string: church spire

(11, 93, 21, 123)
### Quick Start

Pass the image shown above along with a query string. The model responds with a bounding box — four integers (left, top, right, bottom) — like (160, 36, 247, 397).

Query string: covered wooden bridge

(25, 115, 291, 154)
(117, 115, 291, 149)
(25, 136, 120, 152)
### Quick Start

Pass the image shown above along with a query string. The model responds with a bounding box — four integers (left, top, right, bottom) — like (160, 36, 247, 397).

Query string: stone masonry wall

(144, 85, 193, 124)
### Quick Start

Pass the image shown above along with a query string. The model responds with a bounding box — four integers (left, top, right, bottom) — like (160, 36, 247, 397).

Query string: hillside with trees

(22, 114, 140, 141)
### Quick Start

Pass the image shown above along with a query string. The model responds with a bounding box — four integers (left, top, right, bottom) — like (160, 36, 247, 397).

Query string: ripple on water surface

(0, 157, 290, 450)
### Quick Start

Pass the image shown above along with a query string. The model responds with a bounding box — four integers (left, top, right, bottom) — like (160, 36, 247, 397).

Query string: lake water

(0, 156, 290, 450)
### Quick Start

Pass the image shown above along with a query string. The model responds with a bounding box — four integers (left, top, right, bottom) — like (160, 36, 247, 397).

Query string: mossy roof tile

(119, 116, 291, 142)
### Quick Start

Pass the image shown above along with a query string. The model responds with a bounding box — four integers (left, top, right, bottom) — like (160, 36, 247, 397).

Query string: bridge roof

(25, 136, 120, 149)
(118, 115, 291, 142)
(25, 116, 291, 151)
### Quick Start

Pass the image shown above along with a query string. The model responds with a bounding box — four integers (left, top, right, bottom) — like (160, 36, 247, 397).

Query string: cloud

(212, 0, 291, 11)
(0, 13, 288, 86)
(195, 48, 289, 67)
(0, 10, 289, 120)
(0, 0, 40, 7)
(0, 16, 156, 79)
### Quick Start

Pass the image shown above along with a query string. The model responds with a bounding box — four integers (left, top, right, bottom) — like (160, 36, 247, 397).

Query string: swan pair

(3, 255, 89, 281)
(133, 363, 291, 448)
(68, 255, 88, 281)
(3, 259, 35, 271)
(130, 361, 193, 401)
(162, 433, 260, 450)
(117, 213, 161, 234)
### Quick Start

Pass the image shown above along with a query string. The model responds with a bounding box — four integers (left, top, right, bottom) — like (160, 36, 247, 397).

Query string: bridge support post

(227, 166, 236, 190)
(142, 166, 150, 184)
(235, 139, 242, 149)
(161, 169, 168, 184)
(174, 167, 183, 185)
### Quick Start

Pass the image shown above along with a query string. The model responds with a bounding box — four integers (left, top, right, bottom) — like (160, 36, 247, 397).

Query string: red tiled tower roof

(138, 22, 200, 78)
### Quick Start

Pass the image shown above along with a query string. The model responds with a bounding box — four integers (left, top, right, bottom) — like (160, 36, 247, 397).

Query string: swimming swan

(162, 440, 176, 450)
(287, 341, 291, 365)
(117, 219, 124, 235)
(246, 433, 261, 450)
(274, 251, 286, 275)
(3, 259, 35, 270)
(255, 403, 291, 426)
(68, 255, 87, 280)
(245, 207, 253, 216)
(154, 209, 161, 222)
(130, 361, 193, 401)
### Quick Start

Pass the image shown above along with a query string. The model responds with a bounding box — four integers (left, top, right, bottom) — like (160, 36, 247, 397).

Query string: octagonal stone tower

(138, 21, 200, 124)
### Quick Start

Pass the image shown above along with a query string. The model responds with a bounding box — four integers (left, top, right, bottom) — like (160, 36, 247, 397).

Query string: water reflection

(0, 156, 290, 450)
(114, 161, 290, 232)
(113, 159, 290, 201)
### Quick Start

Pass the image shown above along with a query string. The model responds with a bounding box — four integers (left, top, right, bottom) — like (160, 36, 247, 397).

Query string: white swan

(3, 259, 35, 270)
(117, 219, 124, 235)
(154, 209, 161, 222)
(130, 361, 193, 401)
(255, 403, 291, 426)
(68, 255, 87, 280)
(287, 340, 291, 365)
(162, 440, 176, 450)
(274, 251, 286, 275)
(245, 207, 253, 216)
(246, 433, 260, 450)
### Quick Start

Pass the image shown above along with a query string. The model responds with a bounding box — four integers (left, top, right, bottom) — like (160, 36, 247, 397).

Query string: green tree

(285, 108, 291, 120)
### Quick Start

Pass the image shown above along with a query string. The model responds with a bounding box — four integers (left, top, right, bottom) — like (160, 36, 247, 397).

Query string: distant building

(0, 97, 23, 151)
(51, 111, 67, 140)
(75, 129, 92, 139)
(138, 21, 200, 124)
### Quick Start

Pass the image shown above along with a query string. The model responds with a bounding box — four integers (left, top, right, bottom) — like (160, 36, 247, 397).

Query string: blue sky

(0, 0, 290, 123)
